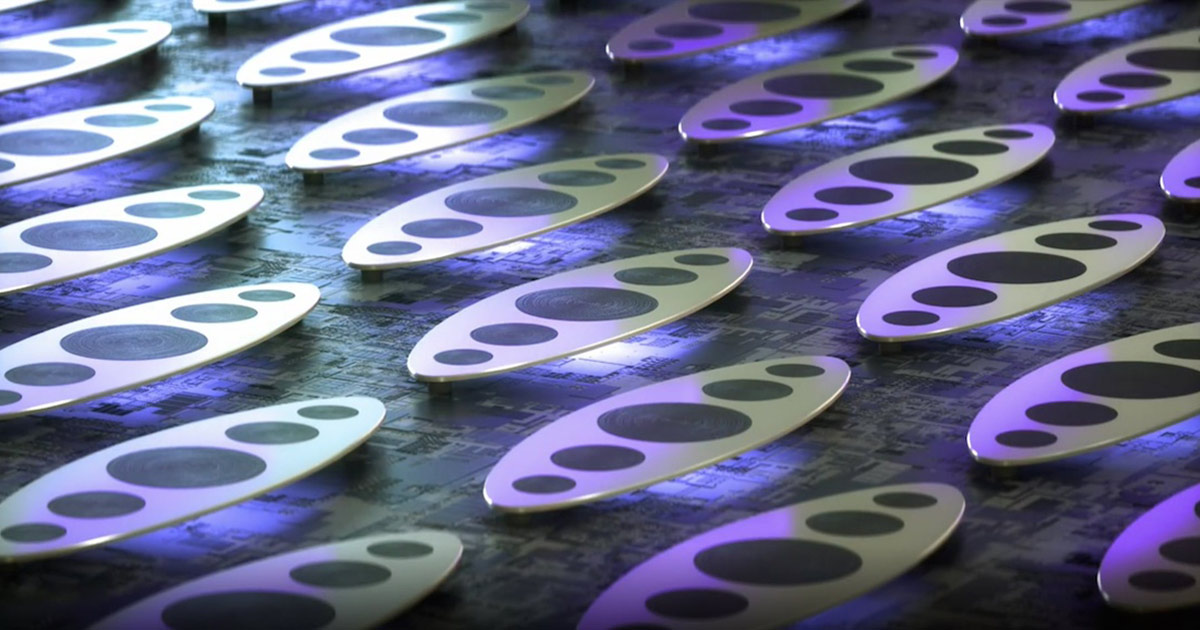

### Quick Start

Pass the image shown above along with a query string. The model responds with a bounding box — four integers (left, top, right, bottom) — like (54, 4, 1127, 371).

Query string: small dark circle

(0, 129, 113, 156)
(291, 49, 360, 63)
(0, 50, 74, 72)
(526, 74, 575, 85)
(849, 156, 979, 185)
(614, 267, 699, 286)
(874, 492, 938, 509)
(297, 405, 359, 420)
(645, 588, 748, 619)
(947, 251, 1086, 284)
(368, 541, 434, 558)
(1035, 232, 1118, 251)
(1126, 48, 1200, 72)
(702, 118, 750, 131)
(160, 592, 335, 630)
(471, 85, 545, 100)
(628, 39, 673, 51)
(766, 363, 825, 378)
(0, 391, 21, 405)
(912, 286, 997, 308)
(47, 491, 145, 518)
(844, 59, 915, 73)
(21, 220, 157, 251)
(289, 560, 392, 588)
(1, 523, 66, 543)
(814, 186, 894, 205)
(674, 253, 728, 266)
(384, 100, 507, 127)
(50, 37, 115, 47)
(597, 402, 752, 443)
(308, 148, 359, 160)
(1026, 401, 1118, 427)
(512, 475, 576, 494)
(786, 208, 839, 222)
(515, 287, 658, 321)
(1088, 219, 1141, 232)
(982, 15, 1026, 26)
(434, 349, 493, 365)
(1099, 72, 1172, 89)
(1077, 90, 1124, 103)
(654, 22, 723, 39)
(0, 158, 11, 172)
(1154, 339, 1200, 360)
(261, 66, 305, 76)
(985, 128, 1033, 139)
(106, 446, 267, 489)
(225, 421, 319, 445)
(125, 202, 205, 218)
(595, 158, 646, 169)
(550, 445, 646, 471)
(84, 114, 156, 128)
(687, 1, 800, 22)
(806, 510, 905, 536)
(6, 362, 95, 386)
(0, 252, 52, 273)
(728, 99, 802, 116)
(1128, 570, 1196, 591)
(60, 325, 207, 361)
(995, 429, 1058, 448)
(694, 538, 863, 586)
(764, 73, 885, 99)
(882, 310, 940, 326)
(933, 140, 1010, 156)
(893, 48, 938, 59)
(330, 26, 446, 47)
(188, 189, 240, 200)
(401, 218, 484, 238)
(367, 241, 421, 255)
(444, 187, 578, 217)
(171, 304, 257, 323)
(417, 11, 482, 23)
(537, 170, 617, 187)
(239, 289, 295, 302)
(470, 323, 558, 346)
(1159, 537, 1200, 566)
(1061, 361, 1200, 399)
(702, 379, 793, 401)
(1004, 1, 1070, 14)
(146, 103, 192, 112)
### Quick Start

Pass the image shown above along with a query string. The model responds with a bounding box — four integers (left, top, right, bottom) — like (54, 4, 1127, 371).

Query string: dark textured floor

(2, 0, 1200, 628)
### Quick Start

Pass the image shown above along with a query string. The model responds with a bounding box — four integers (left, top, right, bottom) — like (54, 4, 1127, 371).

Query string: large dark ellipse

(947, 251, 1086, 284)
(550, 444, 646, 471)
(47, 490, 145, 518)
(1025, 401, 1118, 427)
(763, 73, 885, 99)
(1126, 48, 1200, 72)
(384, 101, 507, 127)
(644, 588, 748, 619)
(444, 187, 578, 217)
(597, 402, 752, 443)
(0, 50, 75, 72)
(1061, 361, 1200, 399)
(912, 286, 997, 308)
(20, 220, 157, 251)
(515, 287, 658, 321)
(694, 538, 864, 585)
(688, 2, 800, 22)
(0, 129, 113, 155)
(106, 446, 267, 489)
(60, 324, 208, 361)
(329, 26, 445, 46)
(806, 510, 905, 536)
(849, 157, 979, 186)
(160, 591, 336, 630)
(289, 560, 392, 588)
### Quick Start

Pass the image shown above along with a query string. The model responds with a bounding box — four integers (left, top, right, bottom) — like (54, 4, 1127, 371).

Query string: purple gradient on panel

(1099, 482, 1200, 611)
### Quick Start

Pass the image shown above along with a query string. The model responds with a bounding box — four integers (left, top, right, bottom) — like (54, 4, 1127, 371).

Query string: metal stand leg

(303, 172, 325, 187)
(878, 342, 902, 355)
(253, 88, 273, 107)
(207, 13, 227, 34)
(427, 382, 452, 397)
(182, 127, 201, 144)
(361, 269, 384, 284)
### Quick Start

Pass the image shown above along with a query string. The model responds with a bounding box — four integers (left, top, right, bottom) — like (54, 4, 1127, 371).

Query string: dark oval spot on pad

(239, 289, 294, 302)
(369, 541, 434, 558)
(402, 218, 483, 238)
(225, 421, 318, 445)
(844, 59, 914, 73)
(342, 128, 418, 145)
(330, 26, 445, 47)
(996, 429, 1057, 448)
(160, 591, 335, 630)
(384, 101, 507, 127)
(645, 588, 748, 619)
(883, 310, 939, 326)
(515, 287, 658, 321)
(0, 252, 52, 273)
(85, 114, 156, 128)
(1061, 361, 1200, 399)
(21, 220, 157, 251)
(472, 85, 545, 100)
(1159, 537, 1200, 566)
(1100, 72, 1172, 89)
(291, 49, 360, 63)
(655, 23, 723, 39)
(695, 538, 863, 585)
(107, 446, 266, 488)
(512, 475, 575, 494)
(48, 491, 145, 518)
(1026, 401, 1117, 426)
(445, 187, 578, 217)
(125, 202, 204, 218)
(766, 363, 825, 378)
(912, 286, 997, 307)
(0, 50, 75, 72)
(764, 73, 885, 99)
(297, 405, 358, 420)
(1035, 233, 1117, 250)
(470, 323, 558, 346)
(1128, 570, 1196, 591)
(289, 560, 391, 588)
(0, 129, 114, 156)
(61, 324, 207, 361)
(598, 402, 751, 443)
(551, 445, 645, 471)
(874, 492, 938, 508)
(933, 140, 1009, 156)
(434, 349, 493, 365)
(1155, 339, 1200, 360)
(1126, 48, 1200, 72)
(368, 241, 421, 255)
(787, 208, 838, 222)
(947, 251, 1086, 284)
(687, 1, 800, 22)
(807, 510, 905, 536)
(1, 523, 66, 543)
(849, 156, 979, 185)
(614, 267, 698, 286)
(814, 186, 893, 205)
(702, 379, 793, 401)
(729, 99, 802, 116)
(171, 304, 257, 323)
(537, 170, 616, 187)
(6, 362, 95, 386)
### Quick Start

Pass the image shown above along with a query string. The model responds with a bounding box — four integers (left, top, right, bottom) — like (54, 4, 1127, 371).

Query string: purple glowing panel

(1055, 27, 1200, 114)
(679, 45, 958, 145)
(762, 123, 1054, 237)
(485, 356, 849, 513)
(968, 322, 1200, 467)
(236, 0, 529, 90)
(1099, 482, 1200, 612)
(0, 20, 171, 94)
(0, 96, 215, 189)
(0, 0, 47, 14)
(578, 483, 965, 629)
(193, 0, 311, 16)
(961, 0, 1151, 38)
(857, 214, 1164, 344)
(0, 397, 384, 563)
(0, 282, 319, 420)
(606, 0, 863, 63)
(92, 530, 462, 628)
(286, 71, 594, 174)
(344, 153, 669, 271)
(407, 247, 753, 384)
(1161, 138, 1200, 203)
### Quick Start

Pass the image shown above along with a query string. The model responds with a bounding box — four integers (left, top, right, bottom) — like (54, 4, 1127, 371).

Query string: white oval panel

(1162, 137, 1200, 203)
(606, 0, 863, 63)
(1055, 28, 1200, 114)
(0, 96, 215, 189)
(236, 0, 529, 89)
(0, 282, 320, 420)
(578, 482, 965, 630)
(343, 153, 669, 271)
(0, 397, 384, 563)
(407, 247, 753, 383)
(857, 214, 1164, 343)
(762, 123, 1055, 237)
(91, 530, 463, 629)
(961, 0, 1150, 38)
(193, 0, 310, 16)
(0, 21, 171, 95)
(0, 184, 263, 296)
(0, 0, 47, 14)
(286, 70, 594, 174)
(485, 356, 850, 514)
(968, 322, 1200, 466)
(1099, 483, 1200, 612)
(679, 44, 958, 144)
